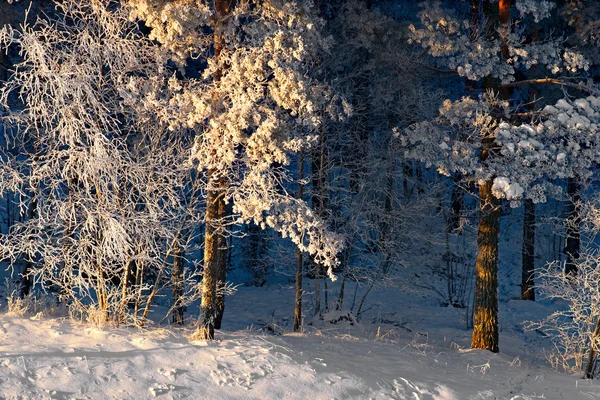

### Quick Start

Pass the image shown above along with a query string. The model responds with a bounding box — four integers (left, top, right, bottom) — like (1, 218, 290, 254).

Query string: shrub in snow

(534, 197, 600, 377)
(0, 1, 199, 326)
(535, 252, 600, 376)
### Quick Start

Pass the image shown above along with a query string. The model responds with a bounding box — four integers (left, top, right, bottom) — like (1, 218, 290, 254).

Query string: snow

(0, 289, 598, 399)
(0, 315, 370, 399)
(0, 205, 596, 399)
(493, 177, 525, 200)
(556, 99, 573, 111)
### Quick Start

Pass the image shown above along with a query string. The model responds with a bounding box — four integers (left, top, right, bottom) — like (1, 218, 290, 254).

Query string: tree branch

(501, 78, 597, 94)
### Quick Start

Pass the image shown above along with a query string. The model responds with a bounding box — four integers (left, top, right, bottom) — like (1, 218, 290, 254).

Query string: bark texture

(471, 179, 501, 352)
(197, 175, 227, 339)
(470, 0, 510, 354)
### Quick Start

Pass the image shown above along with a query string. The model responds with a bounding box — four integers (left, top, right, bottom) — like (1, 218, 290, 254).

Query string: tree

(0, 0, 197, 326)
(128, 0, 344, 339)
(406, 0, 597, 352)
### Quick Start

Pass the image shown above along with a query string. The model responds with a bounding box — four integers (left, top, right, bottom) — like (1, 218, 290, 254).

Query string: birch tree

(0, 0, 197, 325)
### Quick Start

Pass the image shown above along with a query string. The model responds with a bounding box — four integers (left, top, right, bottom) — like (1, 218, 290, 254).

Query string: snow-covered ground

(0, 284, 598, 399)
(0, 205, 595, 399)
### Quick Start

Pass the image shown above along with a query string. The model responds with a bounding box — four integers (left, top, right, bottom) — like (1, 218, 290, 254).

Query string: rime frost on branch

(127, 0, 344, 274)
(408, 1, 588, 83)
(0, 0, 198, 324)
(403, 95, 600, 204)
(515, 0, 555, 23)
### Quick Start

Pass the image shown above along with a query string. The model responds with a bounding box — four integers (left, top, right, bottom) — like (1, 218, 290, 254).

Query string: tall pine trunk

(564, 176, 580, 277)
(294, 152, 305, 332)
(198, 175, 227, 339)
(521, 199, 535, 300)
(471, 178, 501, 352)
(196, 0, 232, 340)
(470, 0, 509, 353)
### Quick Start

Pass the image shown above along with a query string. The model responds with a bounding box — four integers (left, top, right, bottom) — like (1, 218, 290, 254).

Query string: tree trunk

(294, 152, 305, 332)
(381, 159, 395, 276)
(584, 315, 600, 378)
(564, 176, 580, 277)
(311, 111, 328, 315)
(171, 238, 184, 325)
(21, 196, 35, 297)
(213, 193, 228, 330)
(521, 199, 535, 300)
(470, 0, 510, 353)
(471, 179, 501, 352)
(195, 0, 232, 340)
(197, 175, 227, 339)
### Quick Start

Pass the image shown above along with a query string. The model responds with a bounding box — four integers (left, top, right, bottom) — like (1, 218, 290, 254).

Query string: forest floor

(0, 283, 597, 399)
(0, 206, 596, 399)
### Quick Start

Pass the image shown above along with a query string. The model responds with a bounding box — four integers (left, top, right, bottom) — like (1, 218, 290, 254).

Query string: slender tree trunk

(117, 259, 133, 325)
(21, 196, 35, 297)
(584, 315, 600, 378)
(214, 193, 228, 330)
(381, 157, 395, 276)
(171, 238, 184, 325)
(521, 60, 538, 300)
(294, 152, 305, 332)
(311, 110, 328, 315)
(564, 176, 580, 277)
(521, 199, 535, 300)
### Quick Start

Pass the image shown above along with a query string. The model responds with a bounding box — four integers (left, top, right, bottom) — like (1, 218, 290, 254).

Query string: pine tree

(128, 0, 344, 338)
(406, 0, 598, 352)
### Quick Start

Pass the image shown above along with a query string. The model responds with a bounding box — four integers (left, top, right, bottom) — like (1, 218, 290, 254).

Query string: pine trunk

(564, 177, 580, 277)
(197, 175, 227, 339)
(195, 0, 232, 340)
(294, 152, 305, 332)
(471, 179, 501, 352)
(469, 0, 510, 353)
(521, 199, 535, 300)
